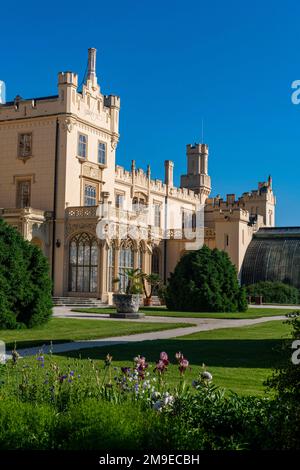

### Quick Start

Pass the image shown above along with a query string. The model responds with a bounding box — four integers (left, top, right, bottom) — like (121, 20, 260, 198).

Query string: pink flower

(154, 359, 168, 374)
(175, 351, 183, 361)
(160, 351, 169, 365)
(177, 356, 190, 375)
(134, 355, 148, 380)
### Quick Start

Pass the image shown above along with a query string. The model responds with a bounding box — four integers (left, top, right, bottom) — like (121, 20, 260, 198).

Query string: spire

(87, 48, 97, 87)
(268, 175, 272, 189)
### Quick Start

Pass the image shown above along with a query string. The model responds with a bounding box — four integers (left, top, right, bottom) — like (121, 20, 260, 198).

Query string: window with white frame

(182, 210, 193, 229)
(98, 141, 106, 165)
(18, 133, 32, 158)
(154, 203, 161, 228)
(115, 193, 124, 209)
(78, 133, 87, 158)
(84, 184, 97, 206)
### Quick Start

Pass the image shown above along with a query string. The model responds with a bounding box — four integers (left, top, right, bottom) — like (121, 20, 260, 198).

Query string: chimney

(87, 48, 97, 87)
(164, 160, 174, 187)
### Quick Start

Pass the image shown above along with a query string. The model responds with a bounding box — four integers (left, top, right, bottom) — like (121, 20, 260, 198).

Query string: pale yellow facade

(0, 49, 276, 302)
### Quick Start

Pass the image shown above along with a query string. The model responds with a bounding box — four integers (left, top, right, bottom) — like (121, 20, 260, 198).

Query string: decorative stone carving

(82, 163, 102, 181)
(111, 138, 118, 150)
(65, 223, 97, 240)
(62, 118, 75, 133)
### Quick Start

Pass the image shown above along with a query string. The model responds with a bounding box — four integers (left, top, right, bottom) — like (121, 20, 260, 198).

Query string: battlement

(208, 179, 275, 210)
(115, 164, 201, 202)
(186, 143, 208, 155)
(104, 95, 120, 109)
(58, 71, 78, 87)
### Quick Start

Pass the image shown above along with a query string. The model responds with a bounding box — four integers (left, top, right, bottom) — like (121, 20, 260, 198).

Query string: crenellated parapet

(115, 163, 202, 203)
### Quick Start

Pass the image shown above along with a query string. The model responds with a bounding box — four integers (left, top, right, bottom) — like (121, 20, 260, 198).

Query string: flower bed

(0, 346, 298, 450)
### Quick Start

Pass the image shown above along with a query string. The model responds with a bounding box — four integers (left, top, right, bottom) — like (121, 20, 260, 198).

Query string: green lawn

(71, 306, 298, 319)
(56, 319, 292, 396)
(0, 318, 192, 350)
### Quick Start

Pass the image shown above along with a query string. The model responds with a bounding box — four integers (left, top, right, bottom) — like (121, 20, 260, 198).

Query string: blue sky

(1, 0, 300, 225)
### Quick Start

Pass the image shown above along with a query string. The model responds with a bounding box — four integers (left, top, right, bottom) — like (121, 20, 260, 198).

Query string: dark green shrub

(165, 246, 247, 312)
(264, 313, 300, 449)
(0, 219, 52, 329)
(245, 281, 299, 304)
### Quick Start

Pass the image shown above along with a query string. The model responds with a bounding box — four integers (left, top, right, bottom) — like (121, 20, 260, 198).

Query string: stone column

(113, 244, 120, 293)
(98, 242, 108, 300)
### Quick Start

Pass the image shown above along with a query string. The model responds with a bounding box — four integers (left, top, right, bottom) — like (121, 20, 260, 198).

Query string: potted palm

(112, 268, 144, 319)
(141, 273, 162, 306)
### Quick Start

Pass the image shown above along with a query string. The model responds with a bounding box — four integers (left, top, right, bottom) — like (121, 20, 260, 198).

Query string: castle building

(0, 49, 276, 303)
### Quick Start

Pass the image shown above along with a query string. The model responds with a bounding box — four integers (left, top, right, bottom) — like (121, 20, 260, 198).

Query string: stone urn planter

(111, 294, 144, 319)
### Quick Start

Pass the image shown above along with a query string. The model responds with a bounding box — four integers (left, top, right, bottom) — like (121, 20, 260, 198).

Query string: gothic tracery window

(69, 233, 98, 293)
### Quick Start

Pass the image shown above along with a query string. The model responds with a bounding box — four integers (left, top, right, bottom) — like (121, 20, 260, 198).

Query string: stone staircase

(149, 296, 161, 307)
(52, 297, 107, 308)
(53, 295, 162, 308)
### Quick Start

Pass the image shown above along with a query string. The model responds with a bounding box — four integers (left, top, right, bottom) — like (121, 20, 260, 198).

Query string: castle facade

(0, 49, 276, 303)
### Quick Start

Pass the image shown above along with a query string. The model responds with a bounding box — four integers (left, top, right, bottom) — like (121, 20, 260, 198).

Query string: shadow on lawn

(56, 338, 287, 369)
(6, 339, 73, 350)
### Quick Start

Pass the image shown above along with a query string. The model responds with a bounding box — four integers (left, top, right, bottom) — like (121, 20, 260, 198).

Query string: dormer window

(18, 133, 32, 159)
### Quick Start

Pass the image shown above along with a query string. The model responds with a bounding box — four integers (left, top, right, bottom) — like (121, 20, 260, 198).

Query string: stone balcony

(0, 207, 53, 221)
(0, 207, 53, 242)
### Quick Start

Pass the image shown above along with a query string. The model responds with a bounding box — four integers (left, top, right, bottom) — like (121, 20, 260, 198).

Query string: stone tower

(180, 143, 211, 204)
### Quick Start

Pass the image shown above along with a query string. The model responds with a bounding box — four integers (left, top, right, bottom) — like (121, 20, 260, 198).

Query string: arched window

(119, 240, 134, 292)
(151, 248, 160, 275)
(69, 233, 98, 293)
(107, 244, 115, 292)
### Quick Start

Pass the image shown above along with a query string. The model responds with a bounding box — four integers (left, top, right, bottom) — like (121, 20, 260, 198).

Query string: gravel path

(10, 307, 287, 358)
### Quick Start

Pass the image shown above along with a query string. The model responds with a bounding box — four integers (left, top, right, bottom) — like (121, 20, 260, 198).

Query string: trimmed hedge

(165, 246, 247, 312)
(0, 218, 52, 329)
(246, 281, 299, 305)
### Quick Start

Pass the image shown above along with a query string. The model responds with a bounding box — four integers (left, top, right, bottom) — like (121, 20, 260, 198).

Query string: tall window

(78, 133, 87, 158)
(107, 245, 115, 291)
(98, 141, 106, 165)
(17, 180, 31, 208)
(154, 204, 161, 228)
(132, 196, 146, 211)
(192, 212, 196, 231)
(69, 233, 98, 293)
(182, 210, 193, 230)
(115, 193, 124, 209)
(18, 133, 32, 158)
(119, 241, 134, 292)
(84, 184, 97, 206)
(224, 234, 229, 249)
(151, 248, 160, 275)
(138, 243, 143, 271)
